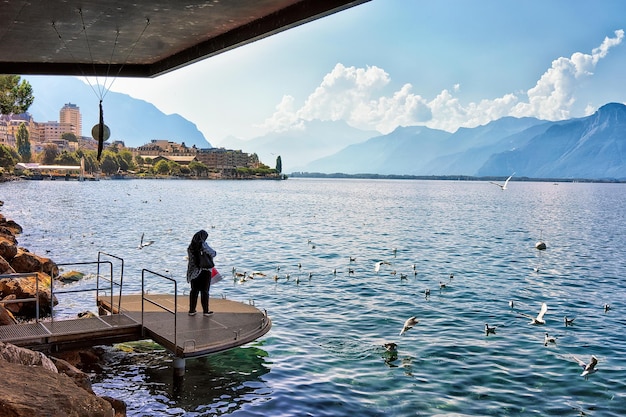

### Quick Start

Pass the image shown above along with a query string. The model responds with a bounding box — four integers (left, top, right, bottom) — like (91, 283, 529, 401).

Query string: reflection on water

(94, 343, 270, 416)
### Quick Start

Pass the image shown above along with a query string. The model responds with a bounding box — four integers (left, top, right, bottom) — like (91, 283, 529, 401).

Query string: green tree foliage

(0, 75, 34, 115)
(15, 122, 31, 162)
(54, 150, 79, 166)
(188, 160, 208, 177)
(99, 150, 120, 175)
(41, 144, 59, 164)
(118, 149, 134, 171)
(0, 144, 19, 168)
(61, 132, 78, 142)
(154, 159, 170, 174)
(75, 149, 98, 173)
(167, 160, 181, 175)
(276, 155, 282, 173)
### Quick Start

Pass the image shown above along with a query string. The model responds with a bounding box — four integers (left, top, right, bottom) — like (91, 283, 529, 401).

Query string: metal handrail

(51, 260, 117, 323)
(97, 251, 125, 312)
(141, 269, 177, 352)
(0, 272, 41, 322)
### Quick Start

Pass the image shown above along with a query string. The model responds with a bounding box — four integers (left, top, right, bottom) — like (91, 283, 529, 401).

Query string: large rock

(10, 248, 58, 276)
(0, 343, 126, 417)
(0, 272, 57, 317)
(0, 341, 57, 372)
(0, 304, 17, 325)
(0, 234, 18, 261)
(0, 214, 22, 234)
(0, 358, 116, 417)
(50, 356, 95, 393)
(0, 254, 16, 274)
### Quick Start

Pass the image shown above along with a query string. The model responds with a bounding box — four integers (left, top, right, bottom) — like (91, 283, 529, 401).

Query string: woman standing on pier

(186, 230, 217, 316)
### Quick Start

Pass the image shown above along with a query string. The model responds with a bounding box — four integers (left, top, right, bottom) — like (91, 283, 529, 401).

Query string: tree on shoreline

(16, 122, 31, 162)
(0, 75, 34, 115)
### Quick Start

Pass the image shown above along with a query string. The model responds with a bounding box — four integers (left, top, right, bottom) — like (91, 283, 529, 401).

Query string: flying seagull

(374, 260, 392, 273)
(572, 355, 598, 379)
(489, 172, 515, 190)
(399, 316, 419, 335)
(518, 302, 548, 325)
(138, 233, 154, 249)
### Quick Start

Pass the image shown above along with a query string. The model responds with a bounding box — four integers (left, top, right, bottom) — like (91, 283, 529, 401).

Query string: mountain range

(24, 75, 626, 179)
(227, 103, 626, 179)
(25, 76, 211, 149)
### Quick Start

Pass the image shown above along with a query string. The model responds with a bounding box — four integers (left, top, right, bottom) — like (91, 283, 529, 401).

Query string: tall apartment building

(60, 103, 82, 137)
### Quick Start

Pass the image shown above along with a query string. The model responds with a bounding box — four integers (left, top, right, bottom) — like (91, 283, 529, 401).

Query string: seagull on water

(400, 316, 419, 335)
(489, 172, 515, 190)
(572, 355, 598, 379)
(509, 300, 515, 309)
(424, 288, 431, 298)
(544, 332, 557, 346)
(564, 316, 575, 327)
(485, 323, 496, 336)
(138, 233, 154, 249)
(604, 303, 611, 313)
(383, 342, 398, 353)
(519, 302, 548, 325)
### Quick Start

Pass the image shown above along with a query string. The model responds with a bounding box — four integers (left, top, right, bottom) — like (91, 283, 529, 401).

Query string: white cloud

(257, 95, 304, 133)
(512, 30, 624, 120)
(261, 30, 624, 134)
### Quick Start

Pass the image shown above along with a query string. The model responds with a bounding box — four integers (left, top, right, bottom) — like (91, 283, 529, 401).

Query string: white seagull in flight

(519, 302, 548, 325)
(138, 232, 154, 249)
(572, 355, 598, 379)
(399, 316, 419, 335)
(374, 260, 392, 273)
(490, 172, 515, 190)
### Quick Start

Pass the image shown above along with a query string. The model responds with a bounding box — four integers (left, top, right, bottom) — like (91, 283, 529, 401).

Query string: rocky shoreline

(0, 210, 127, 417)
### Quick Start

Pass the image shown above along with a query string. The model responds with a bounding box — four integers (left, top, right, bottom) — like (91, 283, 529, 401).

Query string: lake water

(4, 178, 626, 416)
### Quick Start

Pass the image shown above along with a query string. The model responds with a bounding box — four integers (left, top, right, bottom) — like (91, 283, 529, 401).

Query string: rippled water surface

(5, 178, 626, 416)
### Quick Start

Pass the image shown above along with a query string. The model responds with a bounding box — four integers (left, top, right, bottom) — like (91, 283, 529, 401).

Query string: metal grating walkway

(0, 314, 142, 350)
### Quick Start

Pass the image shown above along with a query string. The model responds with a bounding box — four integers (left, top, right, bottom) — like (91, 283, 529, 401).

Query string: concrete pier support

(173, 357, 186, 377)
(173, 356, 186, 393)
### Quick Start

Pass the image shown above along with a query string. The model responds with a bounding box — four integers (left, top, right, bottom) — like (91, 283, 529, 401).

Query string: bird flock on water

(225, 230, 608, 382)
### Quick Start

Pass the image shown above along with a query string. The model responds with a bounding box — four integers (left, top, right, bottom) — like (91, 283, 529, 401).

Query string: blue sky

(85, 0, 626, 144)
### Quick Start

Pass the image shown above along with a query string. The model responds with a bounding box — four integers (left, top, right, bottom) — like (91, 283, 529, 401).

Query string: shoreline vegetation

(2, 171, 625, 183)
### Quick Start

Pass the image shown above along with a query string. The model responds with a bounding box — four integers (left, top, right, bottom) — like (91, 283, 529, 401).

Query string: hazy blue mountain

(302, 126, 451, 174)
(220, 120, 378, 173)
(302, 117, 543, 175)
(300, 104, 626, 179)
(24, 76, 211, 148)
(478, 103, 626, 179)
(422, 118, 550, 175)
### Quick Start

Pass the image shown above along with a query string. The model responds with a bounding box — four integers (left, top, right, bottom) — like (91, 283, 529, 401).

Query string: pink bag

(210, 267, 223, 285)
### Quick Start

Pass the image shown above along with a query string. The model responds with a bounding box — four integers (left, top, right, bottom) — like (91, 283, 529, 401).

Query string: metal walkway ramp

(0, 314, 142, 351)
(0, 253, 271, 358)
(98, 295, 271, 358)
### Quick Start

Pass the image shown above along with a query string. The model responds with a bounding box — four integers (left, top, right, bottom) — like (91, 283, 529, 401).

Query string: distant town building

(0, 113, 39, 146)
(37, 120, 73, 145)
(60, 103, 82, 137)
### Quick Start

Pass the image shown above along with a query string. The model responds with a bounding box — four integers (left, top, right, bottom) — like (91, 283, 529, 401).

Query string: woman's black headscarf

(188, 230, 208, 264)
